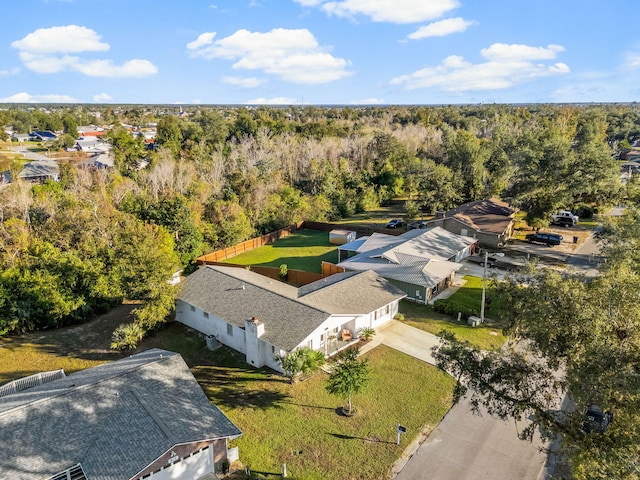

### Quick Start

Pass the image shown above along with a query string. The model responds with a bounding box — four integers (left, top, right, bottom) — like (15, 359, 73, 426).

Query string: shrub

(358, 327, 376, 341)
(432, 298, 479, 318)
(111, 322, 146, 350)
(394, 313, 405, 321)
(279, 263, 288, 281)
(575, 204, 595, 219)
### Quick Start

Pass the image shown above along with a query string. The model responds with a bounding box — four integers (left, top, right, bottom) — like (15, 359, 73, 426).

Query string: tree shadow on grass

(280, 400, 335, 411)
(327, 432, 396, 444)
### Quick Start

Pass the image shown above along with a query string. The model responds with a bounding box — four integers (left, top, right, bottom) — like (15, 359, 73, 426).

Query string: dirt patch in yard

(0, 303, 138, 369)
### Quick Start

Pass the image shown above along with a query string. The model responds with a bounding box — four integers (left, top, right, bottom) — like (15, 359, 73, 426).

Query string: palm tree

(325, 347, 372, 415)
(275, 347, 324, 384)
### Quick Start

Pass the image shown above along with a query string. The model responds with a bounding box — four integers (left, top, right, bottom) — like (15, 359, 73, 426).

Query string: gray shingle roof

(0, 349, 241, 480)
(178, 266, 406, 347)
(298, 270, 406, 314)
(178, 266, 331, 351)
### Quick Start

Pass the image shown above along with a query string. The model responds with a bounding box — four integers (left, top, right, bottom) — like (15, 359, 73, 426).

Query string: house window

(271, 345, 276, 354)
(190, 305, 195, 312)
(374, 310, 378, 320)
(307, 339, 313, 349)
(385, 305, 390, 315)
(203, 312, 209, 318)
(227, 324, 233, 336)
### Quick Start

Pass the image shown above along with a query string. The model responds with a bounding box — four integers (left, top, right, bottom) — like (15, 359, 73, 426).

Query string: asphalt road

(395, 397, 547, 480)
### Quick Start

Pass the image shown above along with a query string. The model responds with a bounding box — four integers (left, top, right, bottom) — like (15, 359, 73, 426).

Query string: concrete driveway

(359, 320, 439, 366)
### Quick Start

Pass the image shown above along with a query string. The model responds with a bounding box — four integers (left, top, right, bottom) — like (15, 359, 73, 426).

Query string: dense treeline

(0, 104, 638, 343)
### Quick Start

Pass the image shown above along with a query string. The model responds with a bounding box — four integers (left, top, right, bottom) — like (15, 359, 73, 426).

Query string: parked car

(551, 210, 579, 227)
(385, 219, 404, 229)
(466, 252, 523, 271)
(582, 405, 613, 434)
(525, 232, 563, 246)
(407, 220, 429, 230)
(551, 216, 576, 227)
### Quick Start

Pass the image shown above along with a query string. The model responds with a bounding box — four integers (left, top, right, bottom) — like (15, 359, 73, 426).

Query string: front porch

(319, 335, 359, 358)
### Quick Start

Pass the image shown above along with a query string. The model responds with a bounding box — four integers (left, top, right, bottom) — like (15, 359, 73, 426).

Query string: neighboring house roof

(178, 266, 406, 349)
(76, 137, 112, 153)
(338, 236, 369, 252)
(78, 153, 115, 169)
(434, 197, 517, 235)
(30, 130, 58, 141)
(337, 227, 474, 289)
(18, 159, 59, 180)
(0, 349, 241, 480)
(12, 133, 30, 142)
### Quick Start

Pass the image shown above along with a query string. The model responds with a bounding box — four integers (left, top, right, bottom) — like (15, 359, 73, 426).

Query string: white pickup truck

(551, 210, 579, 227)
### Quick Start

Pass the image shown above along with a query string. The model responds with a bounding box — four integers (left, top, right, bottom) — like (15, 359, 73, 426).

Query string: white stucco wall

(177, 297, 401, 369)
(147, 446, 213, 480)
(176, 300, 246, 354)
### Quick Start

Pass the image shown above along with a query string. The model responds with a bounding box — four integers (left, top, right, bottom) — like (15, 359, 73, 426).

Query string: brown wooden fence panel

(322, 262, 345, 277)
(288, 270, 324, 285)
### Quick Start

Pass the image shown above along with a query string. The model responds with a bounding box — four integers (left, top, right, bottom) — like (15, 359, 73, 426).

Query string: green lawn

(222, 229, 338, 274)
(399, 292, 507, 351)
(194, 344, 455, 480)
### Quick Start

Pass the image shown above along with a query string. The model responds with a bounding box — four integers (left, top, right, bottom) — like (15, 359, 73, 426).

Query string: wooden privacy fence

(196, 222, 303, 264)
(195, 261, 324, 286)
(302, 220, 404, 238)
(322, 261, 345, 277)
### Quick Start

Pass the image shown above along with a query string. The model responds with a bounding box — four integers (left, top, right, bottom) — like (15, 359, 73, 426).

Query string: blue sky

(1, 0, 638, 105)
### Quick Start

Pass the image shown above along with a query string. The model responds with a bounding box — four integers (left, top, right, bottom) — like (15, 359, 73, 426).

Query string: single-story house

(0, 349, 241, 480)
(77, 125, 107, 137)
(78, 152, 115, 169)
(29, 130, 58, 142)
(75, 137, 112, 153)
(337, 227, 477, 304)
(11, 133, 31, 143)
(424, 197, 517, 248)
(329, 229, 356, 245)
(176, 266, 407, 372)
(18, 159, 60, 183)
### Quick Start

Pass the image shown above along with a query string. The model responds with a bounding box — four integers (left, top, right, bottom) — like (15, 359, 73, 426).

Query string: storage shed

(329, 229, 356, 245)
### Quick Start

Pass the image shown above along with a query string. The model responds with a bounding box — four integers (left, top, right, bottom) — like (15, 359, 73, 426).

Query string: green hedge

(432, 298, 479, 318)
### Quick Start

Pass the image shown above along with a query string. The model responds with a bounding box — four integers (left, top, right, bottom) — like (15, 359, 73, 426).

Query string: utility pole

(480, 251, 488, 323)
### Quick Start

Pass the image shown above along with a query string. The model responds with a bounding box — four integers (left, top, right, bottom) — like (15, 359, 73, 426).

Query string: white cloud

(390, 43, 569, 92)
(624, 52, 640, 70)
(74, 59, 158, 77)
(296, 0, 459, 23)
(12, 25, 157, 78)
(480, 43, 564, 61)
(188, 28, 352, 84)
(187, 32, 216, 50)
(295, 0, 323, 6)
(0, 67, 20, 76)
(93, 93, 112, 102)
(408, 17, 476, 40)
(244, 97, 297, 105)
(223, 76, 266, 88)
(11, 25, 109, 54)
(0, 92, 79, 103)
(350, 97, 385, 104)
